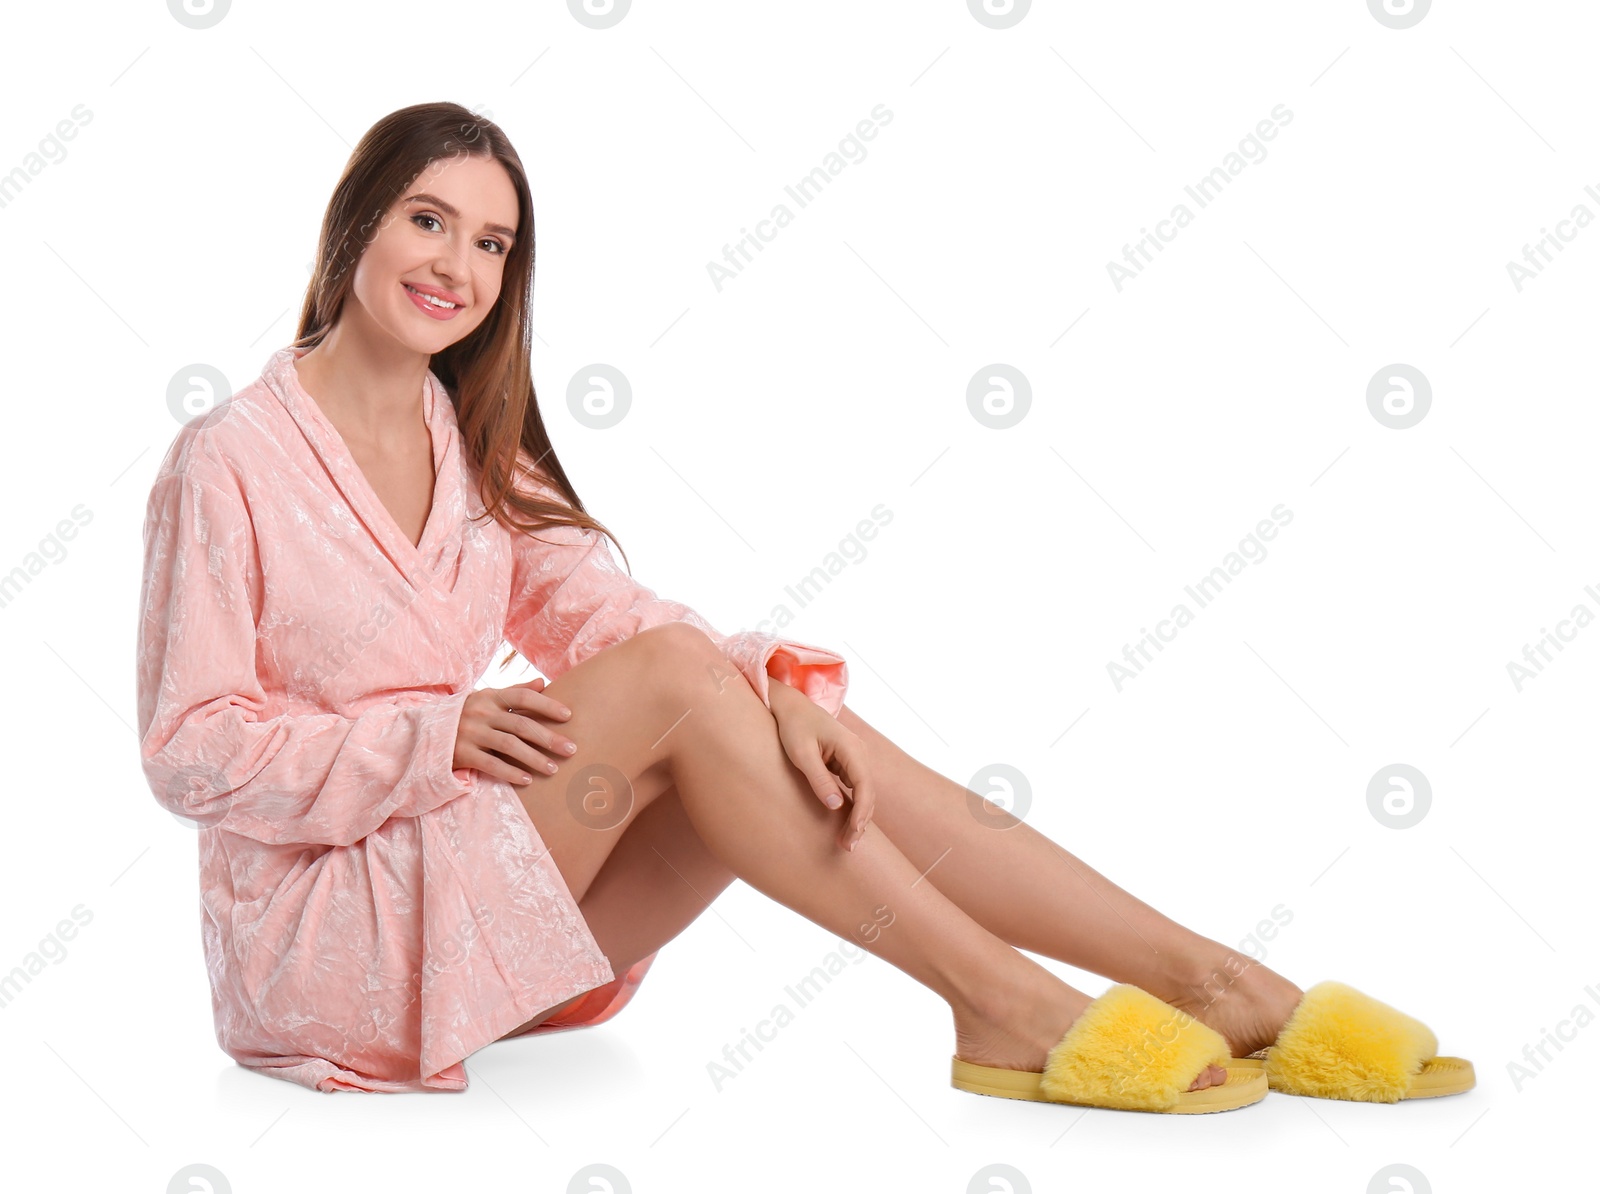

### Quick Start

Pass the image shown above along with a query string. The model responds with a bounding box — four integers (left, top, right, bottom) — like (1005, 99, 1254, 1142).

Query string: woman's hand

(769, 680, 875, 852)
(453, 678, 578, 787)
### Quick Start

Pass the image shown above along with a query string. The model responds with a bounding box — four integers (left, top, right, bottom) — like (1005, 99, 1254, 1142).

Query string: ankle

(953, 954, 1058, 1030)
(1158, 939, 1305, 1029)
(1154, 938, 1257, 1006)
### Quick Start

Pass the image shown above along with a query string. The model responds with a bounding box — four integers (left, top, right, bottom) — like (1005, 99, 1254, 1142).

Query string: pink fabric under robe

(136, 344, 849, 1093)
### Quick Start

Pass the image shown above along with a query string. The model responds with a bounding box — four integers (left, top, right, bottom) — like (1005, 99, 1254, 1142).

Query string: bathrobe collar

(260, 344, 467, 596)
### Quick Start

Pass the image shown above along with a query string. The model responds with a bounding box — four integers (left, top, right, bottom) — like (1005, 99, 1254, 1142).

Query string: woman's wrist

(767, 676, 807, 715)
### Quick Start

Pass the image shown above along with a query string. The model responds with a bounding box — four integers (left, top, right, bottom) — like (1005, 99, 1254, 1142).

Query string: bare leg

(498, 783, 734, 1038)
(835, 702, 1303, 1055)
(507, 624, 1227, 1088)
(575, 781, 736, 972)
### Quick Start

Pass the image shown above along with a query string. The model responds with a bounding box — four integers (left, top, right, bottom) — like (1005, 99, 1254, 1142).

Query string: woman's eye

(411, 213, 504, 255)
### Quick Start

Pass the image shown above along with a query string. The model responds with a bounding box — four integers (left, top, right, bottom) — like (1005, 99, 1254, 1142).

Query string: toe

(1187, 1063, 1227, 1091)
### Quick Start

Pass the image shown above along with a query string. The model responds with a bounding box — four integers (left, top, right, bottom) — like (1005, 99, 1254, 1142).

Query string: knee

(632, 622, 736, 703)
(634, 620, 720, 661)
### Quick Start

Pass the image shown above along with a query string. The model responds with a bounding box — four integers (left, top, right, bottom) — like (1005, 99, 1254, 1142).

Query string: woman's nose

(430, 241, 470, 286)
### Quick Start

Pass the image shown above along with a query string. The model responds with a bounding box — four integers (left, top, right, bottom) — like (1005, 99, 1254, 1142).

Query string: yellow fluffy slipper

(1234, 980, 1475, 1102)
(950, 984, 1267, 1114)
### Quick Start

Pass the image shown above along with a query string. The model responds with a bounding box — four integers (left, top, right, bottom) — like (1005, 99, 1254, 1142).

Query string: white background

(1, 0, 1592, 1190)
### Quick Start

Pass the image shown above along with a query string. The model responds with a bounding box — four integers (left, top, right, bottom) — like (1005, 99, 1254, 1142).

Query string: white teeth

(405, 284, 458, 309)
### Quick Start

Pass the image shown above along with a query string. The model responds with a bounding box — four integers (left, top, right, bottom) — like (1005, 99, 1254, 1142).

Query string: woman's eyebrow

(403, 192, 516, 241)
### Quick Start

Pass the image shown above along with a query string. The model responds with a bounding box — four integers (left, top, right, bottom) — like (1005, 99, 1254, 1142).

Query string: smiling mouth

(403, 283, 462, 310)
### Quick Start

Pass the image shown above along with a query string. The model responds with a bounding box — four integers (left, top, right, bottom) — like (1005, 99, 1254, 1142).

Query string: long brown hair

(291, 102, 632, 670)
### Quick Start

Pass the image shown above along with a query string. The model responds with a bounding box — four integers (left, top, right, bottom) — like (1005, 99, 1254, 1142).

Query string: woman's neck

(294, 320, 430, 444)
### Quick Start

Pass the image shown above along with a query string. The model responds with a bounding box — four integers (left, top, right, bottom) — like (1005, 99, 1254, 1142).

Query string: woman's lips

(403, 282, 463, 320)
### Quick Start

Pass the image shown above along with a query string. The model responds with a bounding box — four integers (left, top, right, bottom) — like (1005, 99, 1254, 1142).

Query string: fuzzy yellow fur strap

(1038, 984, 1231, 1111)
(1264, 981, 1439, 1103)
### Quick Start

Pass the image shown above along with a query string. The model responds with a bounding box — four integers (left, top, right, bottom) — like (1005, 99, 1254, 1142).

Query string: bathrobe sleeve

(503, 485, 849, 716)
(136, 467, 477, 847)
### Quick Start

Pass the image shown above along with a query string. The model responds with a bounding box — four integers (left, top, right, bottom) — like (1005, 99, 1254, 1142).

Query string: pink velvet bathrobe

(136, 345, 849, 1093)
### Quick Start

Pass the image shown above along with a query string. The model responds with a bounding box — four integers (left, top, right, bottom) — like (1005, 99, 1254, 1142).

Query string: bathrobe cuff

(724, 631, 850, 717)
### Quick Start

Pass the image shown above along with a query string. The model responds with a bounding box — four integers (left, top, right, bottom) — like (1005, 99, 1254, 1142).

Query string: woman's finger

(491, 689, 578, 765)
(467, 745, 538, 788)
(499, 684, 572, 723)
(491, 708, 577, 761)
(790, 741, 847, 812)
(834, 743, 875, 850)
(492, 717, 582, 781)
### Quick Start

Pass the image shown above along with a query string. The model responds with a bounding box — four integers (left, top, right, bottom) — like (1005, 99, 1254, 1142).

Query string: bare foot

(954, 970, 1229, 1093)
(1163, 950, 1304, 1058)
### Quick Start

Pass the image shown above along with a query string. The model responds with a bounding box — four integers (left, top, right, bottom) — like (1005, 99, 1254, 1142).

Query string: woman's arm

(502, 480, 849, 716)
(136, 469, 477, 847)
(502, 476, 873, 846)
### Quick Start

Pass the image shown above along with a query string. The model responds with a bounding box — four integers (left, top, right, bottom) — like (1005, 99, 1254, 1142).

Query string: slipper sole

(952, 1056, 1268, 1114)
(1234, 1050, 1476, 1099)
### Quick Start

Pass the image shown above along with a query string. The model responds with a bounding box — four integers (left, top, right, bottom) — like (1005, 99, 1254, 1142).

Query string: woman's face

(349, 152, 520, 355)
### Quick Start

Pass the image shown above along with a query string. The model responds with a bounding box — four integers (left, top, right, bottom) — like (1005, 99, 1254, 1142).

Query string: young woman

(136, 102, 1471, 1109)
